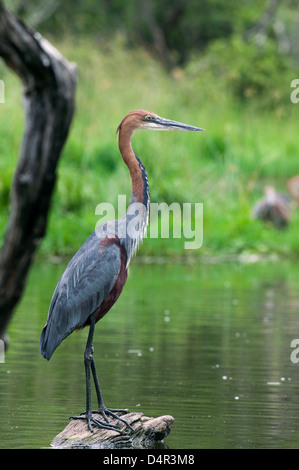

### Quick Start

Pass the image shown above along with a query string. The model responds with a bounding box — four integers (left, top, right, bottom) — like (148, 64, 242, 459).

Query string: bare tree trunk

(137, 0, 188, 69)
(244, 0, 282, 46)
(138, 0, 174, 70)
(0, 3, 77, 343)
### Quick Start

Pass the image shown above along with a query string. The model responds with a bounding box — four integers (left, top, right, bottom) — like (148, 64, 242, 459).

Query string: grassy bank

(1, 37, 299, 259)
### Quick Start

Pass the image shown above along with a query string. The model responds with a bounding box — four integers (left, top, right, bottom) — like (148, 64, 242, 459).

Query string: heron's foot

(92, 406, 135, 433)
(70, 412, 123, 434)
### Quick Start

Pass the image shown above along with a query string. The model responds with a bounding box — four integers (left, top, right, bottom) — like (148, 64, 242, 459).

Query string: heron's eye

(145, 115, 152, 121)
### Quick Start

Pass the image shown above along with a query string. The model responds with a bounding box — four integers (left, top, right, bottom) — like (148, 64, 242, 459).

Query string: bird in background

(40, 110, 204, 433)
(252, 185, 292, 229)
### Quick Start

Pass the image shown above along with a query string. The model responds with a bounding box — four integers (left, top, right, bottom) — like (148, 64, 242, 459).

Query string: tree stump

(51, 411, 174, 449)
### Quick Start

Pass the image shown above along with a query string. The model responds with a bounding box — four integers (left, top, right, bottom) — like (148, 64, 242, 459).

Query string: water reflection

(0, 259, 299, 448)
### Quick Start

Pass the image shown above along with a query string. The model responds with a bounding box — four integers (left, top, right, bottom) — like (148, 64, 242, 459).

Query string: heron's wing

(40, 231, 123, 360)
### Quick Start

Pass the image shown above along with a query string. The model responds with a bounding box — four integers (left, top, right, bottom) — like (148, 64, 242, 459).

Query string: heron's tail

(40, 323, 55, 360)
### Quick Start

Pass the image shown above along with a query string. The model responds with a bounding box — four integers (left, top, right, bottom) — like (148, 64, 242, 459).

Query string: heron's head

(116, 110, 204, 135)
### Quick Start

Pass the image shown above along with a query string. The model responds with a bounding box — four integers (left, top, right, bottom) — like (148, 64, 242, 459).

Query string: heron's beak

(155, 116, 204, 132)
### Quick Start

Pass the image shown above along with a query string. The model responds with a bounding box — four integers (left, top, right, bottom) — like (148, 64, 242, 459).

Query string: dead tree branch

(0, 2, 76, 343)
(51, 411, 174, 449)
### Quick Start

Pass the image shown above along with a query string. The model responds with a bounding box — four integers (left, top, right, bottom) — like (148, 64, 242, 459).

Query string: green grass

(1, 37, 299, 259)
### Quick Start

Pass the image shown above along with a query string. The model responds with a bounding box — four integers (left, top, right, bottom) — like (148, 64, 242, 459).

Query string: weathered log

(0, 3, 77, 342)
(51, 411, 174, 449)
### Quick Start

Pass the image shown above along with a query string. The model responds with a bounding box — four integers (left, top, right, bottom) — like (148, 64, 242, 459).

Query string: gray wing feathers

(40, 232, 121, 360)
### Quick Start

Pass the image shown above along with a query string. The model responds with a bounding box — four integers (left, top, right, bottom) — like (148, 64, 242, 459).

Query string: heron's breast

(95, 239, 128, 323)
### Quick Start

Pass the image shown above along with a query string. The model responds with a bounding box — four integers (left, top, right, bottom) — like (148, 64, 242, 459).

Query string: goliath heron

(40, 110, 204, 432)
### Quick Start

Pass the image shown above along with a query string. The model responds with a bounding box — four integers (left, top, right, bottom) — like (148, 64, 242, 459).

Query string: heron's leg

(83, 318, 94, 425)
(71, 315, 121, 433)
(90, 356, 134, 432)
(90, 356, 104, 408)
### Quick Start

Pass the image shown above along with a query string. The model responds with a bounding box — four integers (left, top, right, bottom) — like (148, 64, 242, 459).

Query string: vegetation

(1, 0, 299, 260)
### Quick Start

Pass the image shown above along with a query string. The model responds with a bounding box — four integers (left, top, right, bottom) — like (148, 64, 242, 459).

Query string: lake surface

(1, 258, 299, 449)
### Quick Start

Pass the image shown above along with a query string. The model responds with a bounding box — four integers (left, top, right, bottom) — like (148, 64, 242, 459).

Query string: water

(1, 258, 299, 449)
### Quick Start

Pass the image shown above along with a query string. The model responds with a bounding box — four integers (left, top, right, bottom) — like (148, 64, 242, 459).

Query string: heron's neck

(118, 130, 150, 260)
